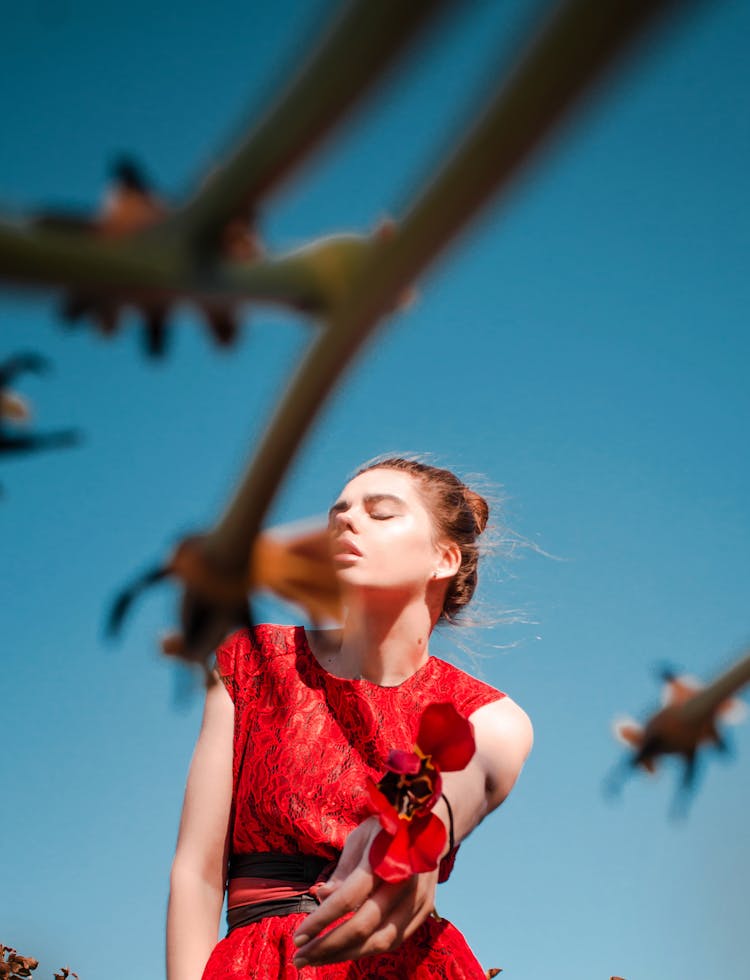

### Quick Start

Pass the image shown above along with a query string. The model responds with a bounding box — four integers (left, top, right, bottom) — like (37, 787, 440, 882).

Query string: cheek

(374, 525, 435, 574)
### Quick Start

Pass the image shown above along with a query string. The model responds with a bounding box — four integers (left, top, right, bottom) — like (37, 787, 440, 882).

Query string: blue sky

(1, 2, 748, 978)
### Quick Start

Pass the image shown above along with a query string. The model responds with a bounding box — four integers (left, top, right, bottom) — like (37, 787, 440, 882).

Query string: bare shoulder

(470, 694, 533, 745)
(204, 669, 236, 730)
(469, 696, 533, 808)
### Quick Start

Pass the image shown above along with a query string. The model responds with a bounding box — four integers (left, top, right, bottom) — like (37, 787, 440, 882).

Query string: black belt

(226, 851, 338, 932)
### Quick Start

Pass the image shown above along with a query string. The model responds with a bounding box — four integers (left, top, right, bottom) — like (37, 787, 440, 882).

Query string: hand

(292, 816, 439, 967)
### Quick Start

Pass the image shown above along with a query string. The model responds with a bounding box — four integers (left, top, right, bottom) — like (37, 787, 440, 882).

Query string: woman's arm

(291, 695, 532, 967)
(439, 695, 534, 844)
(166, 676, 235, 980)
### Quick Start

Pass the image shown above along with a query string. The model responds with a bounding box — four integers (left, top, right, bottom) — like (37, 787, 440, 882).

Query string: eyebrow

(328, 493, 407, 518)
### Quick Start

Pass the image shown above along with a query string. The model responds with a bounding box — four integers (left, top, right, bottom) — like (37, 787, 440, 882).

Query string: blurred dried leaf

(250, 524, 342, 625)
(0, 946, 80, 979)
(110, 520, 341, 678)
(0, 946, 39, 978)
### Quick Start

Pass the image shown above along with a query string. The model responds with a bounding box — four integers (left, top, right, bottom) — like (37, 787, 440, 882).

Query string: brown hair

(356, 456, 489, 622)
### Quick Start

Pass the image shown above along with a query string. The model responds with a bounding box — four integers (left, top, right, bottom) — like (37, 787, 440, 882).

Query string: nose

(331, 507, 357, 534)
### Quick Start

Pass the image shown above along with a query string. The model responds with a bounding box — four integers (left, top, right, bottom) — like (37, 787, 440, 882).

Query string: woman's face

(328, 467, 452, 600)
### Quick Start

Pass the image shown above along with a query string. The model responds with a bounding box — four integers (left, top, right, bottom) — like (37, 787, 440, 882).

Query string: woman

(167, 457, 533, 978)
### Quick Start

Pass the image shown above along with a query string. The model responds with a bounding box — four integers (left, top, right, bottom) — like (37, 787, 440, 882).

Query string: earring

(431, 571, 438, 579)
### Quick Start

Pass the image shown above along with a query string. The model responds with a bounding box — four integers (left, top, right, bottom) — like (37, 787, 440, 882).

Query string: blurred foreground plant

(109, 519, 342, 680)
(0, 0, 695, 675)
(609, 652, 750, 813)
(0, 353, 79, 458)
(34, 156, 263, 357)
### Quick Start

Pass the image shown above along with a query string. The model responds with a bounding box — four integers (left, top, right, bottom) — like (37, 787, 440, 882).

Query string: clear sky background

(1, 2, 749, 978)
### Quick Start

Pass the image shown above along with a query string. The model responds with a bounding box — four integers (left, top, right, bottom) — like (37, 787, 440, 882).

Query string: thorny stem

(206, 0, 692, 570)
(171, 0, 451, 248)
(0, 2, 451, 294)
(0, 0, 702, 621)
(679, 651, 750, 725)
(0, 223, 350, 314)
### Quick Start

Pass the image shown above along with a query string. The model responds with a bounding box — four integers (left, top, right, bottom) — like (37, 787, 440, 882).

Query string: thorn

(0, 351, 49, 385)
(206, 309, 239, 347)
(106, 565, 170, 637)
(110, 155, 152, 194)
(144, 308, 169, 357)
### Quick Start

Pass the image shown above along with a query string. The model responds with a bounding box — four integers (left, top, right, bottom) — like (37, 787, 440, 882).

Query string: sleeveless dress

(201, 624, 506, 979)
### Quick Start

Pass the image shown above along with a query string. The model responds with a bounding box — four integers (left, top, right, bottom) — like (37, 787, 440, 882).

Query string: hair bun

(463, 487, 489, 535)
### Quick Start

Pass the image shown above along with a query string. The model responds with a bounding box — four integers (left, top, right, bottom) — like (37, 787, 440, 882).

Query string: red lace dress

(201, 624, 505, 980)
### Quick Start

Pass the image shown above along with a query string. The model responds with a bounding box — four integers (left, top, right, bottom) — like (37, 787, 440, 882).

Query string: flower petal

(417, 702, 476, 771)
(366, 779, 401, 834)
(386, 748, 422, 775)
(406, 811, 447, 873)
(369, 824, 415, 883)
(421, 768, 442, 812)
(369, 812, 448, 883)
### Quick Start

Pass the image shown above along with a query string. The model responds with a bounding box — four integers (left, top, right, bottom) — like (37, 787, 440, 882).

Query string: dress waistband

(226, 852, 338, 932)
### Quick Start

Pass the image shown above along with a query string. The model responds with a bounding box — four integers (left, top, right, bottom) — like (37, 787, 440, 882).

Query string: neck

(334, 594, 437, 686)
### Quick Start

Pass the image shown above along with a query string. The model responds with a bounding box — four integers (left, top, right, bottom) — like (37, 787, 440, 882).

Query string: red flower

(366, 702, 475, 883)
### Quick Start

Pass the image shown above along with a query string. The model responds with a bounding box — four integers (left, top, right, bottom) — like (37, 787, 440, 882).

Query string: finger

(294, 885, 402, 966)
(298, 880, 434, 965)
(299, 916, 401, 966)
(302, 818, 380, 913)
(312, 844, 364, 900)
(323, 838, 366, 888)
(311, 879, 336, 901)
(293, 865, 375, 946)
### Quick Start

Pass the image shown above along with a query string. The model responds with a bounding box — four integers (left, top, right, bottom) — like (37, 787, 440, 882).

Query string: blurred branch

(610, 651, 749, 812)
(0, 220, 378, 316)
(144, 0, 697, 664)
(170, 0, 452, 250)
(0, 0, 700, 662)
(206, 0, 693, 565)
(0, 0, 451, 318)
(110, 520, 342, 671)
(680, 651, 750, 725)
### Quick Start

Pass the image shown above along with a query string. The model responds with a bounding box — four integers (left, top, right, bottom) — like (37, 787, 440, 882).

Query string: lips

(332, 537, 362, 559)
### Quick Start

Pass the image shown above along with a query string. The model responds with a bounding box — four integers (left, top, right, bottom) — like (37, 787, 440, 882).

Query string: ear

(433, 540, 462, 581)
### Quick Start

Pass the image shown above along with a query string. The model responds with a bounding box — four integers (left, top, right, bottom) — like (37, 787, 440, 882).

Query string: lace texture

(202, 624, 505, 979)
